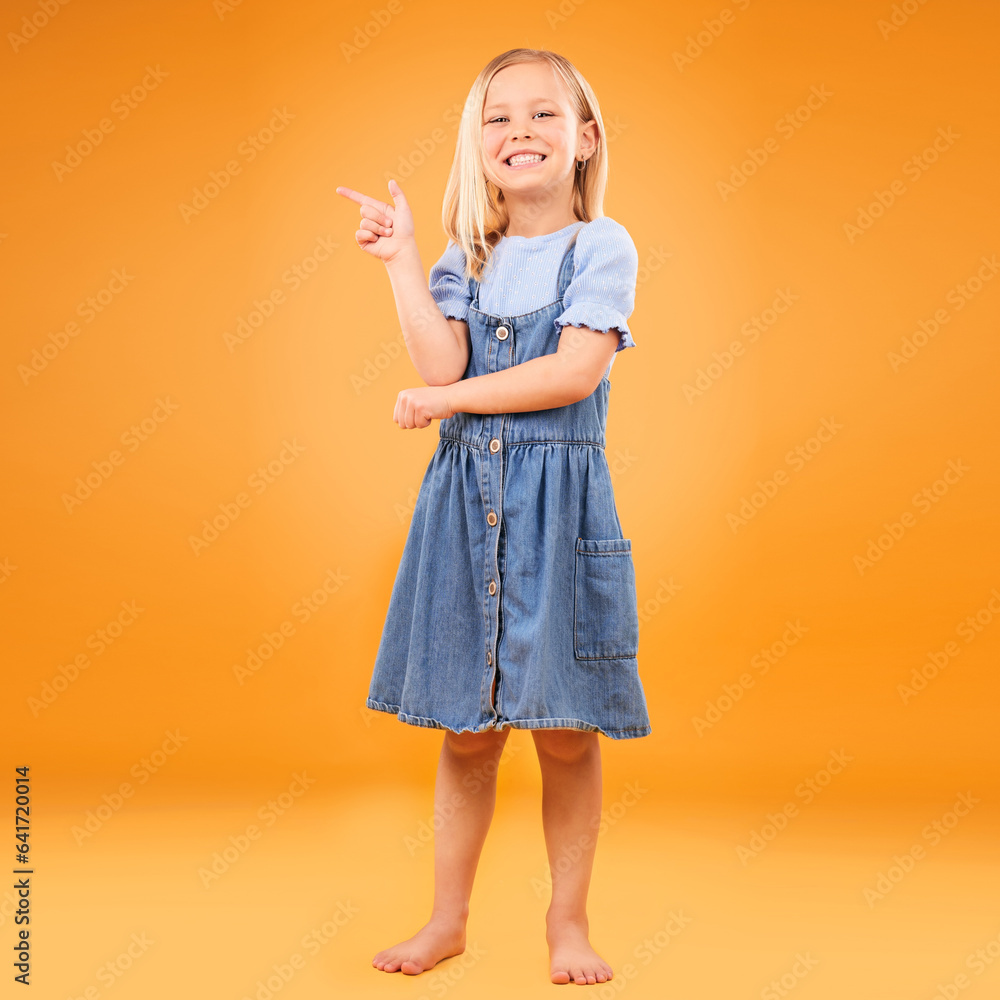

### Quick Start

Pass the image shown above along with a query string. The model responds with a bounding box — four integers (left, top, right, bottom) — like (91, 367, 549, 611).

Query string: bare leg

(372, 725, 510, 974)
(532, 729, 612, 985)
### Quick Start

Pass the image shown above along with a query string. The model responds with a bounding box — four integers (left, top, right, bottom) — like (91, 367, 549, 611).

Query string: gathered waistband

(438, 433, 606, 450)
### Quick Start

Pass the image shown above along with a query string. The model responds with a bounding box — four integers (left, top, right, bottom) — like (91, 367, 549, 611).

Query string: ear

(578, 119, 600, 160)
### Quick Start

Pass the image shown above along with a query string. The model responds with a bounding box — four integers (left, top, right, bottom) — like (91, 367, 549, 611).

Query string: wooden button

(486, 510, 497, 526)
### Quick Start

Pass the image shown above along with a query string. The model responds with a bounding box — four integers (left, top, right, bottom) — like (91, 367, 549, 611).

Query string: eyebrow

(483, 98, 559, 113)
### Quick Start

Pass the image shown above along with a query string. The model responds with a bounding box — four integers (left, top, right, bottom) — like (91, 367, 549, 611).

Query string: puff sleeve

(554, 217, 639, 352)
(428, 240, 472, 323)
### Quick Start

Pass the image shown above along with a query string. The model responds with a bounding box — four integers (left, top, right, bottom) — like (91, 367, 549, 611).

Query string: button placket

(483, 320, 510, 709)
(447, 240, 594, 728)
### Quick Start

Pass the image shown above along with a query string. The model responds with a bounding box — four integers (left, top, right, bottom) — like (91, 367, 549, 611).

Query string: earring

(576, 158, 586, 170)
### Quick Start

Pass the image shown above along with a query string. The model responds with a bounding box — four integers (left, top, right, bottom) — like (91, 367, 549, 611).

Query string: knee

(443, 727, 509, 760)
(531, 729, 598, 765)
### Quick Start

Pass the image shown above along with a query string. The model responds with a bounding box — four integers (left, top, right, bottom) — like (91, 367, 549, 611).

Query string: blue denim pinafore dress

(367, 232, 651, 740)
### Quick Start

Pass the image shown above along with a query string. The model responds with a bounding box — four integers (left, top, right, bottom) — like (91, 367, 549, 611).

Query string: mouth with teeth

(505, 152, 546, 168)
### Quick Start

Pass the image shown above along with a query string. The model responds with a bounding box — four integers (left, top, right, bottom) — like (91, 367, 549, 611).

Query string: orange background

(3, 0, 999, 996)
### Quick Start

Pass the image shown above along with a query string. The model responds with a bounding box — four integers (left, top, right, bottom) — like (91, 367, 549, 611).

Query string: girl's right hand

(335, 178, 415, 264)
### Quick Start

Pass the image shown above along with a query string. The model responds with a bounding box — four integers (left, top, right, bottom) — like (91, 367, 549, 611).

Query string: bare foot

(546, 913, 613, 985)
(372, 914, 467, 975)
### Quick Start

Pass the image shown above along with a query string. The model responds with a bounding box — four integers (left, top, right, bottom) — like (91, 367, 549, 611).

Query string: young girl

(337, 47, 651, 987)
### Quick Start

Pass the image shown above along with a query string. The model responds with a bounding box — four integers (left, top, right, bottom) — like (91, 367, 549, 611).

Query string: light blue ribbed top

(428, 216, 639, 370)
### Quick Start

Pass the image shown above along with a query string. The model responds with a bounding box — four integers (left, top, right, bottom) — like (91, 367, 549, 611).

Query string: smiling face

(480, 60, 596, 206)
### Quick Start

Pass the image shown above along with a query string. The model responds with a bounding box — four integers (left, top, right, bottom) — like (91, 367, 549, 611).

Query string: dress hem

(365, 698, 651, 740)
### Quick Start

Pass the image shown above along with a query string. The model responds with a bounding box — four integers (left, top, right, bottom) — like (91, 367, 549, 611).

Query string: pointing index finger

(335, 186, 391, 216)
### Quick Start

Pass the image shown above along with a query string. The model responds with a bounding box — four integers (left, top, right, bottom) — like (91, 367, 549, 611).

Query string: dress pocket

(573, 537, 640, 660)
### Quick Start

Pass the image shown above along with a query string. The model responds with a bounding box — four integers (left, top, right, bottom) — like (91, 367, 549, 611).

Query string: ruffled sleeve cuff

(431, 297, 470, 323)
(553, 217, 639, 352)
(429, 240, 472, 323)
(554, 303, 637, 352)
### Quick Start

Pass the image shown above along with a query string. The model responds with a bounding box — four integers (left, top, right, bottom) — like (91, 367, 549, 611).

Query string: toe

(400, 959, 424, 975)
(551, 969, 570, 984)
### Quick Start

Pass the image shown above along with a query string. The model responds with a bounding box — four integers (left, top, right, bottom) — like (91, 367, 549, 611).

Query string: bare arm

(384, 243, 470, 386)
(392, 323, 622, 428)
(337, 181, 626, 430)
(335, 180, 468, 386)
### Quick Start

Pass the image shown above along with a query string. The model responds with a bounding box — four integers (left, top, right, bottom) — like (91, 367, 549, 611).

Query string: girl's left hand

(393, 386, 455, 429)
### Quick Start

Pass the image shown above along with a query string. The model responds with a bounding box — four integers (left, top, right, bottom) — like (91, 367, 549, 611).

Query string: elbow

(562, 364, 605, 405)
(421, 336, 469, 386)
(561, 368, 604, 406)
(422, 362, 467, 386)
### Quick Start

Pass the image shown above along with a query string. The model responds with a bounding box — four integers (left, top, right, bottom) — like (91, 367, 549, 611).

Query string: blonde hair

(441, 48, 609, 282)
